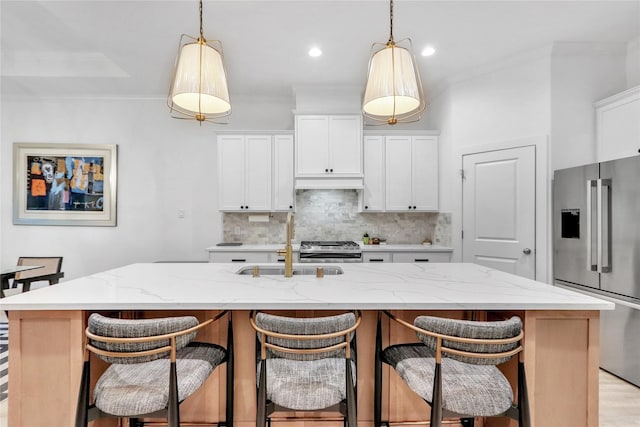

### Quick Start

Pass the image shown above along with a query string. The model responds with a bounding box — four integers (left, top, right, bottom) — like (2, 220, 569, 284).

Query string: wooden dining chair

(13, 256, 64, 292)
(250, 310, 361, 427)
(375, 311, 530, 427)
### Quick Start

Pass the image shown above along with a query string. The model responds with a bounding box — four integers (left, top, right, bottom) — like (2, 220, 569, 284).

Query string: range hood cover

(295, 177, 364, 190)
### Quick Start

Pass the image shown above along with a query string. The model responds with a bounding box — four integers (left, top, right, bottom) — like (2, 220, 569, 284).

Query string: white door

(462, 146, 536, 278)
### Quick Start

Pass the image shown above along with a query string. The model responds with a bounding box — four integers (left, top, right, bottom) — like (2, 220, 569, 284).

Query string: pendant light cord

(199, 0, 204, 41)
(388, 0, 394, 44)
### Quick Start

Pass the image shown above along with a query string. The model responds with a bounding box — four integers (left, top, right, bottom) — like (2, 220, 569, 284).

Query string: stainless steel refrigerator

(554, 155, 640, 387)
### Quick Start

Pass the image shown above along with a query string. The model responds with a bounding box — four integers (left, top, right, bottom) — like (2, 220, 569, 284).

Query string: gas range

(299, 240, 362, 263)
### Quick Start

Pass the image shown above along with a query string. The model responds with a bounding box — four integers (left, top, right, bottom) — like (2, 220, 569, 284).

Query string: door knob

(523, 248, 532, 255)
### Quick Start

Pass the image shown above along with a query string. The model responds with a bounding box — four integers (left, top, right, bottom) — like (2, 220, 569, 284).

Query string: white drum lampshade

(169, 37, 231, 121)
(363, 41, 423, 124)
(168, 0, 231, 123)
(362, 0, 425, 125)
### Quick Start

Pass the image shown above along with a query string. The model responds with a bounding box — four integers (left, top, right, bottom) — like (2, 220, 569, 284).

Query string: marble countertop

(1, 262, 613, 311)
(206, 244, 452, 252)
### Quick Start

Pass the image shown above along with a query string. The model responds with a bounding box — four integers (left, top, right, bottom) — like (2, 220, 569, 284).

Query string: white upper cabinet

(361, 135, 385, 211)
(385, 135, 438, 212)
(218, 134, 272, 212)
(295, 115, 363, 183)
(273, 135, 295, 211)
(595, 86, 640, 162)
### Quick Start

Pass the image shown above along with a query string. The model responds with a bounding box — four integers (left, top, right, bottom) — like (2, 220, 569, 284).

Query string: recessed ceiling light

(421, 46, 436, 57)
(308, 47, 322, 57)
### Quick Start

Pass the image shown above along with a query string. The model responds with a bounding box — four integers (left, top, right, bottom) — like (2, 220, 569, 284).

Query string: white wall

(0, 96, 293, 280)
(430, 51, 552, 282)
(550, 43, 628, 171)
(627, 37, 640, 88)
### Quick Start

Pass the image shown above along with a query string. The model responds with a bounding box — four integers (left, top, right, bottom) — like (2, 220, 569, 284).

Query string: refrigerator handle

(597, 179, 612, 273)
(586, 180, 598, 271)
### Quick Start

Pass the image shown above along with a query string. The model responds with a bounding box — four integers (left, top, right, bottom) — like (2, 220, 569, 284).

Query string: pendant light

(168, 0, 231, 123)
(362, 0, 425, 125)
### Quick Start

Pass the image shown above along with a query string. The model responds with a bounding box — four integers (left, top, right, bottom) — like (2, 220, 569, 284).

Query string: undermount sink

(236, 265, 344, 276)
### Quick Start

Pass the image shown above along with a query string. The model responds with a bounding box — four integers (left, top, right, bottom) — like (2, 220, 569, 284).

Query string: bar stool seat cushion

(258, 358, 357, 410)
(383, 344, 513, 417)
(94, 342, 226, 417)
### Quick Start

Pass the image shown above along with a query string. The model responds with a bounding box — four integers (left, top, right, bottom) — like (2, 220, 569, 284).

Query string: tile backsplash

(223, 190, 451, 246)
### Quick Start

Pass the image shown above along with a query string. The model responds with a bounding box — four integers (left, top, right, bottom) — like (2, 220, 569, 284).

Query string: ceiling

(2, 1, 639, 101)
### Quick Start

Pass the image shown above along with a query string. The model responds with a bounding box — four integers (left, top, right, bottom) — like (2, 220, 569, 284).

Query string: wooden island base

(8, 309, 599, 427)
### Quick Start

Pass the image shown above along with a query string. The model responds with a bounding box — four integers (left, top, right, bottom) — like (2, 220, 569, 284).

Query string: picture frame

(13, 143, 118, 226)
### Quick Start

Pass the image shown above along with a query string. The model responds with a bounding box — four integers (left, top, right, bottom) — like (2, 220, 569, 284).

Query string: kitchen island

(3, 262, 612, 427)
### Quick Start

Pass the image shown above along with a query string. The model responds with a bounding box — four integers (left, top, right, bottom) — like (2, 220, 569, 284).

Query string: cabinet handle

(365, 205, 369, 209)
(246, 205, 249, 209)
(325, 168, 329, 172)
(408, 206, 412, 210)
(231, 259, 246, 262)
(277, 259, 285, 263)
(289, 205, 293, 209)
(240, 206, 244, 209)
(413, 206, 417, 209)
(414, 258, 430, 262)
(330, 168, 333, 172)
(369, 258, 385, 262)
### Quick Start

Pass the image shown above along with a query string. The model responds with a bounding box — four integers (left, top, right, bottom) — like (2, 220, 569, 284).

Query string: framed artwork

(13, 143, 118, 226)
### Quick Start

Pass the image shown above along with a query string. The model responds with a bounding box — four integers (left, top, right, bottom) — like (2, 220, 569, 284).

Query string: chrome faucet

(277, 212, 294, 278)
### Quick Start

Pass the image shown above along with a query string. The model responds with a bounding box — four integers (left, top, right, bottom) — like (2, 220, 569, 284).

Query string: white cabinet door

(218, 135, 246, 211)
(218, 135, 272, 212)
(385, 135, 439, 212)
(273, 135, 295, 211)
(392, 252, 451, 263)
(209, 252, 271, 263)
(363, 252, 392, 262)
(412, 136, 438, 211)
(385, 136, 413, 211)
(295, 115, 363, 177)
(596, 87, 640, 162)
(329, 115, 363, 175)
(295, 115, 329, 176)
(245, 135, 272, 211)
(361, 136, 385, 211)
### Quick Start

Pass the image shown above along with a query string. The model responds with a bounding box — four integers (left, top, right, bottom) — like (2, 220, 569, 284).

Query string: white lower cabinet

(392, 252, 451, 263)
(208, 249, 298, 263)
(363, 252, 392, 263)
(363, 250, 451, 263)
(208, 252, 271, 263)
